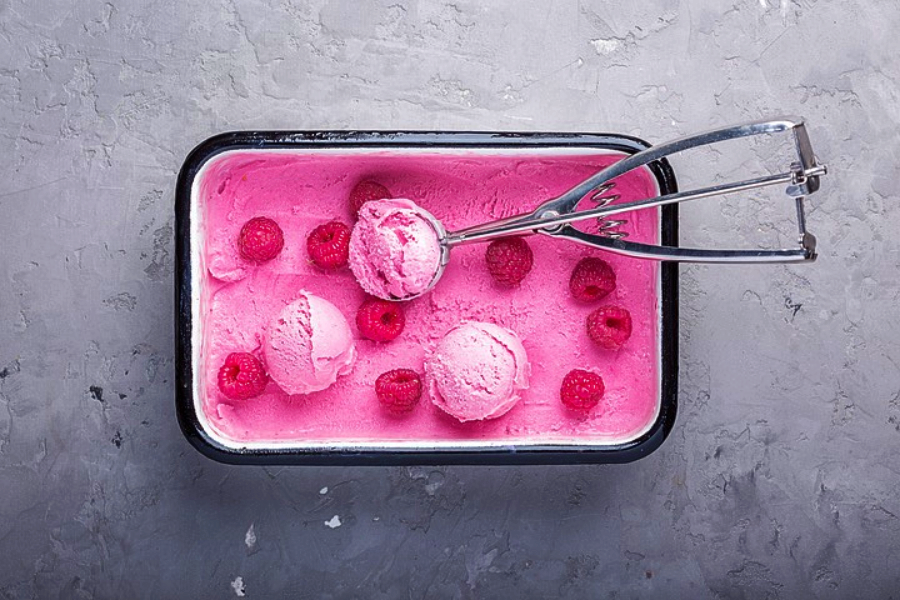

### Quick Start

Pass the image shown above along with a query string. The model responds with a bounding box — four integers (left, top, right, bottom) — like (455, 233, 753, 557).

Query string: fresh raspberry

(560, 369, 605, 412)
(238, 217, 284, 262)
(307, 220, 351, 269)
(485, 237, 534, 286)
(349, 180, 391, 217)
(375, 369, 422, 413)
(569, 257, 616, 302)
(586, 305, 633, 350)
(217, 352, 268, 400)
(356, 297, 405, 342)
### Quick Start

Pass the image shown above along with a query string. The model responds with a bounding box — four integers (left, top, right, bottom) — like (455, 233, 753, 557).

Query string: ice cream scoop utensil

(387, 117, 826, 300)
(445, 116, 825, 263)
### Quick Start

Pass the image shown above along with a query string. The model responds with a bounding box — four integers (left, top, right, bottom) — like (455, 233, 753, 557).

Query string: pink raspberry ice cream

(197, 150, 663, 445)
(349, 199, 443, 300)
(264, 291, 357, 395)
(426, 321, 530, 422)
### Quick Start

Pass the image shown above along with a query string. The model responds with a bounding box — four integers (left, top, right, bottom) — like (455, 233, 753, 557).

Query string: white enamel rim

(190, 146, 664, 453)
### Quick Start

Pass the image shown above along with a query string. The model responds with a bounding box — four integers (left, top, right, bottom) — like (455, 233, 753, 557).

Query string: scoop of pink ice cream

(425, 321, 530, 422)
(264, 292, 356, 395)
(349, 199, 443, 300)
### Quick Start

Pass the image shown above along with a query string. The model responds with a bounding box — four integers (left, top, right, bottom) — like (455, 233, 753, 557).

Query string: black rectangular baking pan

(175, 131, 678, 465)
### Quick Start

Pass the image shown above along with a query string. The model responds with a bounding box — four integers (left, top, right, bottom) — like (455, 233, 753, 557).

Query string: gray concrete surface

(1, 0, 899, 598)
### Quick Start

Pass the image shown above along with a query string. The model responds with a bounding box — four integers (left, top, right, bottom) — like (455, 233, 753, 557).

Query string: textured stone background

(1, 0, 899, 598)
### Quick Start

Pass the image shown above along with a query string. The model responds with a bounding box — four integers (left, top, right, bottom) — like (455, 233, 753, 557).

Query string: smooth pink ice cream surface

(349, 198, 443, 300)
(426, 322, 530, 422)
(199, 150, 661, 445)
(264, 292, 356, 395)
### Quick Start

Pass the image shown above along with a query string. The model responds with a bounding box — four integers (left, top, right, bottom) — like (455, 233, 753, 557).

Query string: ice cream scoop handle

(446, 171, 793, 246)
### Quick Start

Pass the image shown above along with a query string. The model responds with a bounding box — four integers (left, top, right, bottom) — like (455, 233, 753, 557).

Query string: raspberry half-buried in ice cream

(349, 180, 392, 218)
(348, 199, 444, 301)
(560, 369, 605, 412)
(375, 369, 422, 414)
(307, 220, 351, 270)
(587, 305, 633, 350)
(569, 257, 616, 302)
(356, 297, 405, 342)
(238, 216, 284, 263)
(485, 237, 534, 286)
(217, 352, 268, 400)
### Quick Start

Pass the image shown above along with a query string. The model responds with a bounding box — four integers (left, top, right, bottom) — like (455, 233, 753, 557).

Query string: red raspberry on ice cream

(238, 217, 284, 262)
(375, 369, 422, 413)
(356, 297, 406, 342)
(349, 180, 391, 218)
(586, 305, 633, 350)
(307, 220, 351, 269)
(485, 237, 534, 286)
(217, 352, 268, 400)
(560, 369, 605, 412)
(569, 257, 616, 302)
